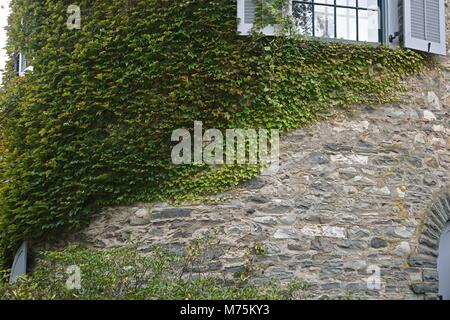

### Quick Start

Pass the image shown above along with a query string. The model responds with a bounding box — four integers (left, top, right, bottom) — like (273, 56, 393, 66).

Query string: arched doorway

(408, 188, 450, 299)
(438, 222, 450, 300)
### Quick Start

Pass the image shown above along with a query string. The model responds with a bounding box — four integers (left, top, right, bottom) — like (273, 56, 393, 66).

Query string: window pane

(315, 5, 335, 38)
(292, 2, 313, 36)
(336, 0, 357, 6)
(336, 8, 357, 40)
(314, 0, 334, 4)
(358, 0, 379, 9)
(290, 0, 381, 43)
(358, 9, 379, 42)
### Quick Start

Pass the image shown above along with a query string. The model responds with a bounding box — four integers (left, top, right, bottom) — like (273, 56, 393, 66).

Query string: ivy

(0, 242, 311, 300)
(0, 0, 428, 266)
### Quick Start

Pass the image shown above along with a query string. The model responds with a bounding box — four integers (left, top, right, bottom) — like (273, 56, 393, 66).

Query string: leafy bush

(0, 243, 309, 300)
(0, 0, 428, 265)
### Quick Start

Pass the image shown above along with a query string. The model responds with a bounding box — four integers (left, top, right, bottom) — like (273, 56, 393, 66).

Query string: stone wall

(73, 11, 450, 300)
(80, 76, 449, 299)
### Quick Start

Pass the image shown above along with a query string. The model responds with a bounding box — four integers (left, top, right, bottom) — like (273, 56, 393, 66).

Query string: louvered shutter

(238, 0, 256, 35)
(237, 0, 276, 35)
(18, 53, 28, 77)
(15, 53, 34, 77)
(20, 53, 27, 72)
(404, 0, 446, 55)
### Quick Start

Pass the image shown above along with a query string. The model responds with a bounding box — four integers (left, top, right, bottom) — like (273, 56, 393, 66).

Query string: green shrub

(0, 0, 428, 265)
(0, 243, 309, 300)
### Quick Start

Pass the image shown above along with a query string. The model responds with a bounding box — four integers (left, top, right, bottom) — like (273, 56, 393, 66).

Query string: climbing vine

(252, 0, 294, 34)
(0, 0, 428, 266)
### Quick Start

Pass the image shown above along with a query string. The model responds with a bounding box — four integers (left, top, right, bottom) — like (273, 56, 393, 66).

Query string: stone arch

(409, 186, 450, 299)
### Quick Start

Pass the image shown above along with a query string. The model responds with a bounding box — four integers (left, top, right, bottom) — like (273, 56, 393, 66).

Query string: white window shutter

(18, 53, 27, 77)
(238, 0, 256, 35)
(237, 0, 276, 36)
(404, 0, 446, 55)
(16, 53, 33, 77)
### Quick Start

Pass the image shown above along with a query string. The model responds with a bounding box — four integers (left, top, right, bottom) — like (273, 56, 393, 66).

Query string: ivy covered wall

(0, 0, 427, 265)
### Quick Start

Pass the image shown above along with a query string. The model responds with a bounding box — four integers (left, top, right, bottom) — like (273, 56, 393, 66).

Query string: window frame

(290, 0, 384, 43)
(238, 0, 386, 44)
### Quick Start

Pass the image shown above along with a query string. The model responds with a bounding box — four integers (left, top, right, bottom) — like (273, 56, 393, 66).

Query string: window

(238, 0, 447, 54)
(14, 53, 33, 77)
(292, 0, 381, 42)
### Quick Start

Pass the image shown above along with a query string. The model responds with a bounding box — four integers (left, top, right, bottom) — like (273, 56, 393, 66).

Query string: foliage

(0, 0, 428, 265)
(0, 242, 308, 300)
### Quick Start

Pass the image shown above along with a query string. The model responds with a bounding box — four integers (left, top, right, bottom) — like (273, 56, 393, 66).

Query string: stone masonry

(75, 12, 450, 300)
(78, 68, 450, 299)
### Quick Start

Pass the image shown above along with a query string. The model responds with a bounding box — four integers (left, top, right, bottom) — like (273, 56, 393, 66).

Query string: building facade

(7, 0, 450, 300)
